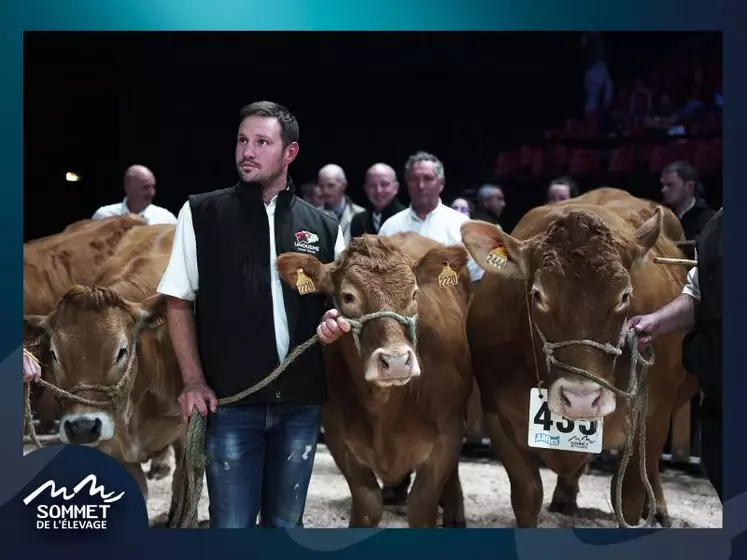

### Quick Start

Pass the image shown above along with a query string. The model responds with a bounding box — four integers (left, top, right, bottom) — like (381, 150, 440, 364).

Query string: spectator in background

(350, 163, 406, 238)
(92, 164, 177, 225)
(318, 163, 364, 244)
(450, 197, 472, 217)
(660, 161, 715, 243)
(298, 181, 325, 209)
(472, 184, 505, 227)
(581, 32, 614, 115)
(546, 176, 579, 203)
(644, 92, 681, 134)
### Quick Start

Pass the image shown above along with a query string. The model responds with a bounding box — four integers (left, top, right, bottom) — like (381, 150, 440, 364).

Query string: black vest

(189, 179, 339, 406)
(682, 208, 722, 410)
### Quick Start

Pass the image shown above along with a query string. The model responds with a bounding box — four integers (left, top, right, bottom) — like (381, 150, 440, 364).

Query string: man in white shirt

(155, 101, 349, 528)
(378, 150, 484, 282)
(92, 165, 177, 225)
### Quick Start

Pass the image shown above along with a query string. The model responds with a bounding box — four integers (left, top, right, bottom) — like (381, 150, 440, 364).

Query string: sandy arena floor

(136, 444, 722, 529)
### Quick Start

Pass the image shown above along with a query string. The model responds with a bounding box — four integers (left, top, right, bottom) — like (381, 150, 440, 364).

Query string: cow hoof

(382, 488, 408, 507)
(548, 500, 578, 516)
(147, 463, 172, 480)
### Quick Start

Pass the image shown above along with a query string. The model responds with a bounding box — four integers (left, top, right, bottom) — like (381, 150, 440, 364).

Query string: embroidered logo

(294, 230, 320, 254)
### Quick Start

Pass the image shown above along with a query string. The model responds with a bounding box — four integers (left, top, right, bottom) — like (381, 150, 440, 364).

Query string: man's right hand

(628, 313, 662, 350)
(178, 381, 218, 424)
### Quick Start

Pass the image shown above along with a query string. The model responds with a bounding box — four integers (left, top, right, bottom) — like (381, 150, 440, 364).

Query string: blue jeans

(204, 403, 323, 528)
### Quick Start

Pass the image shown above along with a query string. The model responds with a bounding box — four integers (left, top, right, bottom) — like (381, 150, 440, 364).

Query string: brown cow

(461, 203, 689, 528)
(276, 232, 474, 527)
(23, 215, 147, 435)
(23, 224, 184, 503)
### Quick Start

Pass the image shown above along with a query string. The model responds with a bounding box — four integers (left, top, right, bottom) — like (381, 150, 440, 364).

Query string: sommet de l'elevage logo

(23, 474, 125, 530)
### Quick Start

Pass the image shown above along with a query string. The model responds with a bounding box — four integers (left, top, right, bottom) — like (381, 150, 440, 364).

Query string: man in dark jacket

(157, 101, 351, 528)
(660, 161, 716, 245)
(350, 163, 406, 239)
(629, 208, 723, 502)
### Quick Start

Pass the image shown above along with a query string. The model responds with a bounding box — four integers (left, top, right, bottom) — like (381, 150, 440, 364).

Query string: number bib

(527, 388, 603, 454)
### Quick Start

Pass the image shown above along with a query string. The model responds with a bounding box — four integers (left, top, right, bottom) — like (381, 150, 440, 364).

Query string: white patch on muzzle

(548, 378, 617, 421)
(58, 411, 115, 445)
(364, 346, 421, 388)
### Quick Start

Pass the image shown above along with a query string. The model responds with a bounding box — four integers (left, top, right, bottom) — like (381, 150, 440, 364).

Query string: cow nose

(560, 387, 602, 419)
(378, 350, 413, 379)
(64, 417, 102, 444)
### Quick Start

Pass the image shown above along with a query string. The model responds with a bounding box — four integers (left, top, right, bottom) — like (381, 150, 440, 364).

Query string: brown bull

(461, 204, 689, 528)
(276, 232, 474, 527)
(23, 224, 185, 506)
(568, 187, 685, 243)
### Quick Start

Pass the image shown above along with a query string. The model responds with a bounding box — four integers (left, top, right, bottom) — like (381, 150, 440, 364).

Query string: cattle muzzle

(22, 341, 139, 450)
(335, 303, 420, 387)
(530, 317, 654, 421)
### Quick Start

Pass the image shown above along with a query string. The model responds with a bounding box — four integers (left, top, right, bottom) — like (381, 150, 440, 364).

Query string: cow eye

(620, 292, 631, 307)
(412, 288, 419, 300)
(532, 289, 543, 305)
(342, 292, 355, 304)
(116, 347, 128, 362)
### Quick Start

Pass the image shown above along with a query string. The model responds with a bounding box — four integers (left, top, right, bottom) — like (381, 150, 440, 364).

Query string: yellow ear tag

(438, 262, 459, 288)
(296, 268, 315, 295)
(486, 246, 508, 269)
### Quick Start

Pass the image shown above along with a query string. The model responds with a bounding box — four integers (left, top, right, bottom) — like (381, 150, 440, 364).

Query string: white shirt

(377, 200, 484, 282)
(682, 249, 701, 301)
(93, 198, 178, 225)
(156, 197, 346, 363)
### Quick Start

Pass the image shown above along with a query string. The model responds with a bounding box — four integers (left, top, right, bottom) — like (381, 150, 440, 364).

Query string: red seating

(568, 149, 601, 174)
(608, 146, 636, 173)
(648, 146, 672, 172)
(494, 151, 520, 178)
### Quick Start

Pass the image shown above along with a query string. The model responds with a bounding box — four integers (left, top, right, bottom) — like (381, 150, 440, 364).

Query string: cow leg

(407, 435, 463, 528)
(439, 463, 466, 527)
(147, 445, 173, 480)
(612, 404, 672, 527)
(548, 460, 588, 516)
(326, 435, 383, 527)
(124, 461, 149, 501)
(484, 411, 543, 527)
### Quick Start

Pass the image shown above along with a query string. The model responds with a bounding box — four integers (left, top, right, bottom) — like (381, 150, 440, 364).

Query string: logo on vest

(294, 230, 320, 254)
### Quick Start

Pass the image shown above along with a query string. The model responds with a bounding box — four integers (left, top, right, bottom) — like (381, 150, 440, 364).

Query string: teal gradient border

(2, 0, 744, 558)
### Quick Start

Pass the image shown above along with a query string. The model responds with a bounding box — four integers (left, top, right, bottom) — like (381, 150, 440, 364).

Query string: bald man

(92, 164, 177, 225)
(318, 163, 364, 244)
(350, 163, 406, 239)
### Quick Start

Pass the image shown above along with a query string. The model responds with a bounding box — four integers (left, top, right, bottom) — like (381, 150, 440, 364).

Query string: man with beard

(157, 101, 350, 528)
(350, 162, 406, 239)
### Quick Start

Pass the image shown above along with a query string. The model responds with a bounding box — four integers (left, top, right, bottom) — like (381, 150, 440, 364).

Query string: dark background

(23, 31, 716, 241)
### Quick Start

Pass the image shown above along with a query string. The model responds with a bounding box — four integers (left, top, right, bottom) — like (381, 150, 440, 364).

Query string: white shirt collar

(407, 199, 444, 222)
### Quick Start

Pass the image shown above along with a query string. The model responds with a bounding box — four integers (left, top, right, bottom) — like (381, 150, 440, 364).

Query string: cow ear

(23, 314, 53, 342)
(133, 293, 167, 333)
(276, 253, 333, 295)
(631, 206, 663, 268)
(413, 245, 470, 286)
(461, 220, 528, 277)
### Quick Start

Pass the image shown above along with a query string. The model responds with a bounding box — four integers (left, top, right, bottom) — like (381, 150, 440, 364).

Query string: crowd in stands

(483, 33, 721, 209)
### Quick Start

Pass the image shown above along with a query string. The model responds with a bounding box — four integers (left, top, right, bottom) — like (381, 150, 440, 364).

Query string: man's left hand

(317, 309, 351, 345)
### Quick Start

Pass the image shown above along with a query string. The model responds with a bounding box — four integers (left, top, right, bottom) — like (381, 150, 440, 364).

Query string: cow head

(277, 234, 470, 388)
(23, 285, 166, 449)
(461, 207, 663, 421)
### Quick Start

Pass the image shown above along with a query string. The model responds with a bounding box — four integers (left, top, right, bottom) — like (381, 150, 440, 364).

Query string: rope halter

(332, 297, 418, 355)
